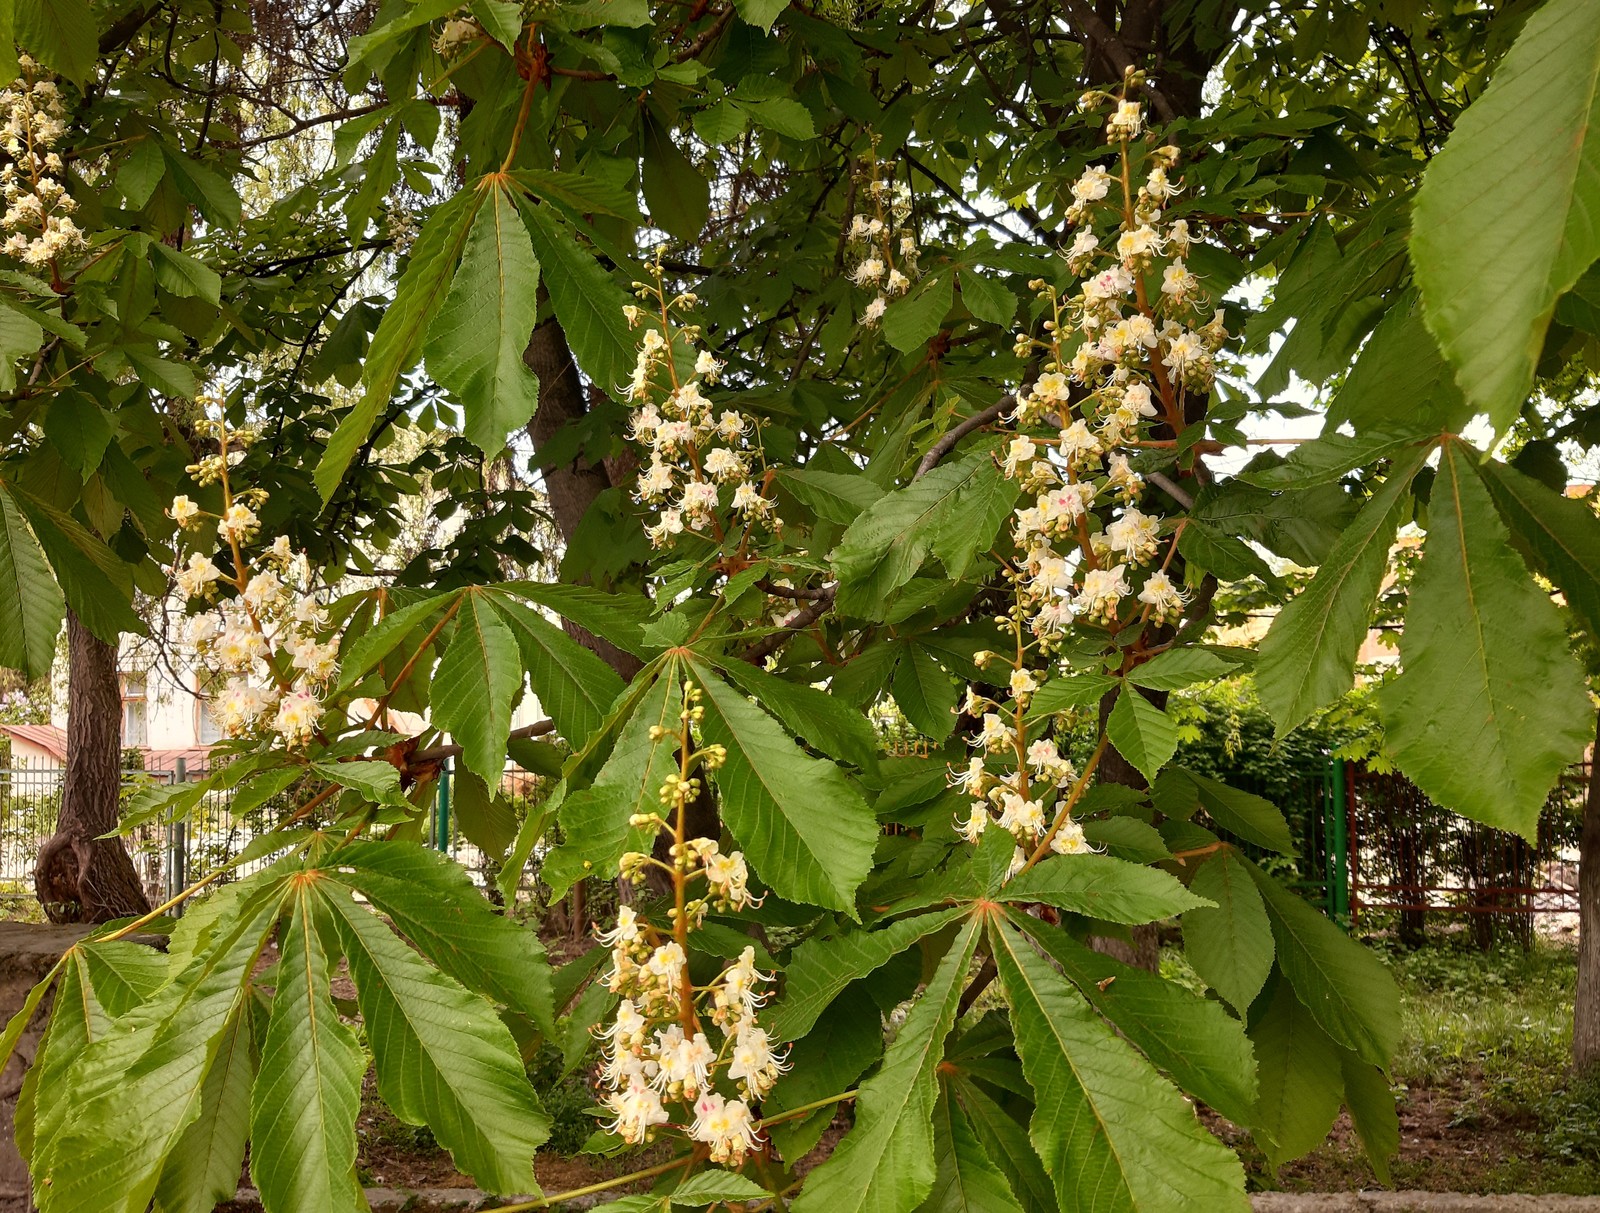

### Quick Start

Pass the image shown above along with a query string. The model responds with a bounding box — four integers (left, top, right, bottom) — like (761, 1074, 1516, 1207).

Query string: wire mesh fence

(0, 761, 556, 915)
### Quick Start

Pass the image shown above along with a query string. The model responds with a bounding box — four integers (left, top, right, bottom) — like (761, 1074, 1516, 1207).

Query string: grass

(1269, 934, 1600, 1194)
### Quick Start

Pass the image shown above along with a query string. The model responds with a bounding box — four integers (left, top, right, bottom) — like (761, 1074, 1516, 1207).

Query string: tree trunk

(1091, 687, 1162, 972)
(524, 308, 643, 681)
(33, 613, 151, 924)
(1573, 712, 1600, 1073)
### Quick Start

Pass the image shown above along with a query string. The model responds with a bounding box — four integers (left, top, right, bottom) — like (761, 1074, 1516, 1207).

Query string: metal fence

(0, 761, 555, 914)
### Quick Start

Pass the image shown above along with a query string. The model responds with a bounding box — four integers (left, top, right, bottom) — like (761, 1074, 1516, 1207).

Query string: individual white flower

(1077, 564, 1131, 622)
(886, 268, 912, 296)
(241, 570, 284, 612)
(273, 689, 321, 745)
(1050, 817, 1093, 855)
(1057, 420, 1104, 468)
(715, 410, 749, 441)
(702, 447, 746, 482)
(862, 296, 887, 326)
(975, 712, 1015, 752)
(1009, 668, 1037, 700)
(1162, 259, 1198, 301)
(214, 677, 269, 735)
(729, 1022, 789, 1098)
(956, 802, 990, 842)
(997, 793, 1046, 838)
(629, 404, 662, 444)
(688, 1093, 760, 1166)
(637, 459, 675, 502)
(1071, 166, 1112, 203)
(215, 626, 267, 671)
(1039, 481, 1096, 528)
(169, 496, 201, 528)
(175, 552, 223, 598)
(604, 1081, 670, 1145)
(598, 905, 646, 949)
(1003, 436, 1037, 478)
(1107, 99, 1143, 140)
(1067, 230, 1099, 268)
(217, 503, 258, 541)
(1116, 225, 1163, 263)
(695, 350, 723, 382)
(851, 256, 886, 286)
(652, 1025, 716, 1096)
(950, 756, 989, 795)
(730, 482, 773, 519)
(185, 613, 220, 645)
(1032, 371, 1070, 403)
(1137, 569, 1187, 623)
(647, 508, 685, 547)
(1106, 452, 1144, 499)
(1104, 508, 1161, 565)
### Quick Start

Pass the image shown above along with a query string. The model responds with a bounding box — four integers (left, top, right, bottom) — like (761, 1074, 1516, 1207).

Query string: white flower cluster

(0, 57, 84, 268)
(625, 258, 775, 548)
(949, 661, 1093, 871)
(847, 153, 919, 327)
(168, 421, 335, 747)
(1004, 93, 1214, 643)
(592, 683, 788, 1167)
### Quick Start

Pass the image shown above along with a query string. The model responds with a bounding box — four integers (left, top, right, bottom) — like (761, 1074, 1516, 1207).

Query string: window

(120, 673, 148, 748)
(196, 689, 224, 744)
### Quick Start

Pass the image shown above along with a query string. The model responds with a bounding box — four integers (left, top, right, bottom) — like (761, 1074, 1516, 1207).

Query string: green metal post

(435, 763, 451, 853)
(1326, 757, 1349, 926)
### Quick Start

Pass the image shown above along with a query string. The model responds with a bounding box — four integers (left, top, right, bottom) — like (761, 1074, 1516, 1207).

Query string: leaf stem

(484, 1152, 696, 1212)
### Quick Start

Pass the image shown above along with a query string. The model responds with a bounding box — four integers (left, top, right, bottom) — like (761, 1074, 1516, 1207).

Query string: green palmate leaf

(767, 907, 968, 1040)
(542, 668, 681, 899)
(424, 183, 543, 457)
(311, 758, 407, 810)
(317, 189, 480, 501)
(642, 110, 710, 241)
(1257, 445, 1428, 736)
(918, 1092, 1025, 1213)
(1013, 917, 1259, 1128)
(1189, 772, 1294, 855)
(713, 658, 879, 771)
(0, 300, 41, 393)
(469, 0, 524, 49)
(337, 841, 554, 1035)
(431, 591, 523, 783)
(324, 886, 549, 1193)
(1125, 648, 1232, 691)
(1478, 457, 1600, 645)
(1324, 294, 1468, 433)
(148, 242, 221, 306)
(15, 0, 93, 83)
(883, 272, 954, 353)
(1248, 978, 1344, 1168)
(451, 769, 518, 860)
(151, 1002, 255, 1213)
(1340, 1050, 1399, 1185)
(777, 467, 888, 524)
(491, 596, 623, 744)
(1410, 0, 1600, 430)
(1105, 689, 1178, 786)
(250, 884, 365, 1213)
(19, 957, 101, 1175)
(767, 987, 884, 1161)
(8, 483, 143, 643)
(1027, 673, 1118, 716)
(519, 199, 638, 394)
(35, 887, 285, 1213)
(1381, 442, 1593, 839)
(833, 444, 1003, 616)
(733, 0, 789, 31)
(1000, 854, 1210, 924)
(893, 642, 958, 742)
(499, 581, 654, 659)
(989, 913, 1248, 1212)
(1248, 861, 1398, 1068)
(1237, 426, 1428, 491)
(1182, 847, 1275, 1014)
(691, 661, 880, 915)
(951, 1076, 1055, 1213)
(0, 482, 62, 678)
(334, 591, 457, 695)
(790, 918, 981, 1213)
(511, 169, 642, 221)
(666, 1172, 773, 1203)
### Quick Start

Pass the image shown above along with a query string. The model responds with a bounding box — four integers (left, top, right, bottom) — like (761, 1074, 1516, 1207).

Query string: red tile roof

(0, 724, 214, 772)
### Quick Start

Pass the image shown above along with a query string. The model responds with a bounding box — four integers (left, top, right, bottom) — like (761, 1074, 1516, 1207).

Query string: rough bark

(1574, 712, 1600, 1073)
(523, 308, 643, 681)
(34, 613, 151, 924)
